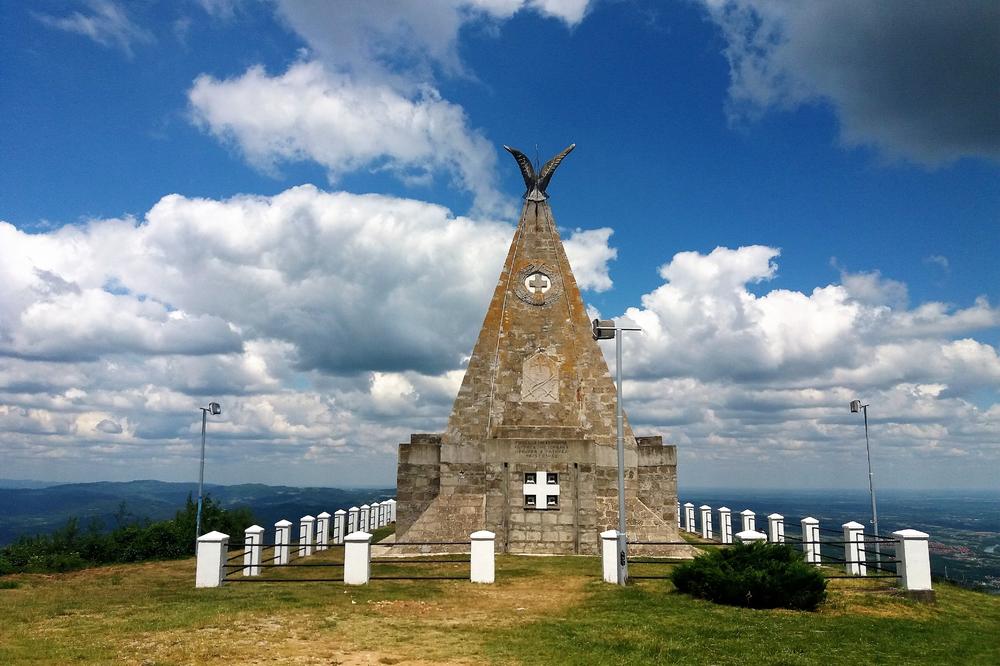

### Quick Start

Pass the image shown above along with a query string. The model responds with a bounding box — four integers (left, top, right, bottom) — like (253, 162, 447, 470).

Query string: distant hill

(0, 480, 394, 545)
(0, 479, 58, 490)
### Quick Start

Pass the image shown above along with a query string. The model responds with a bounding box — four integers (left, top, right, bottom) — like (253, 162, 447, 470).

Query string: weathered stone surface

(395, 435, 442, 537)
(395, 167, 681, 555)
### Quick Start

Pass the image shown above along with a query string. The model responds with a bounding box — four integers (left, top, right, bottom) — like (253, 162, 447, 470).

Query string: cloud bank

(2, 199, 997, 487)
(701, 0, 1000, 164)
(0, 187, 620, 483)
(613, 245, 999, 486)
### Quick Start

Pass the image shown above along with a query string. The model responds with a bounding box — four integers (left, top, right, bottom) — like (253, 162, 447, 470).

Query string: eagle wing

(536, 143, 576, 195)
(503, 145, 536, 193)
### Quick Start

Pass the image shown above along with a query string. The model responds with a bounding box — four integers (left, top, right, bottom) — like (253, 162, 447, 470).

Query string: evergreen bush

(671, 541, 827, 611)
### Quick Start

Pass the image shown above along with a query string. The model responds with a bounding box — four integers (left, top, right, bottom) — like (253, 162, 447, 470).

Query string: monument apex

(396, 143, 681, 554)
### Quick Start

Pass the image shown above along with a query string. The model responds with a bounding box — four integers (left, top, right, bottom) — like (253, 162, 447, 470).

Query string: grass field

(2, 531, 999, 665)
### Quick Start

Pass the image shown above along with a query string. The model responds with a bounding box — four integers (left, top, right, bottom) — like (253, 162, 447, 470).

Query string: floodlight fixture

(592, 319, 617, 341)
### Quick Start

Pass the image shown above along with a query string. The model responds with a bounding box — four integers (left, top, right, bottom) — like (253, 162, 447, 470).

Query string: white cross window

(523, 470, 559, 509)
(524, 272, 551, 294)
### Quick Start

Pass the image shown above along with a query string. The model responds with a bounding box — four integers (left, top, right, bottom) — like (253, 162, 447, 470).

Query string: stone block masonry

(395, 145, 681, 555)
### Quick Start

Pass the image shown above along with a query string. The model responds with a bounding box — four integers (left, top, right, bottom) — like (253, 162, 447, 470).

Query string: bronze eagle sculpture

(503, 143, 576, 202)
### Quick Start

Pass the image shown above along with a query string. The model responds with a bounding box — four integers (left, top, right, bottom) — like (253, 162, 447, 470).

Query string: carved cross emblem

(514, 264, 562, 306)
(524, 272, 551, 294)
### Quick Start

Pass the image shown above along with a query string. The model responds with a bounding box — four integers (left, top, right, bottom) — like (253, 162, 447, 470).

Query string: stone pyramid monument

(396, 144, 679, 554)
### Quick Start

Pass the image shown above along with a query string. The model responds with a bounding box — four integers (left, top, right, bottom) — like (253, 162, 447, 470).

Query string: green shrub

(671, 542, 827, 611)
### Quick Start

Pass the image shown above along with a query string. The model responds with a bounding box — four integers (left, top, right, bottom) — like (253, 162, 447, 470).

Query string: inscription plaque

(512, 441, 569, 460)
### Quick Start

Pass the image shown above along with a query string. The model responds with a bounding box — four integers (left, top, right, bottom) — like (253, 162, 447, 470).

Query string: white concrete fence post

(684, 502, 695, 533)
(299, 515, 315, 557)
(359, 504, 370, 533)
(470, 530, 496, 584)
(334, 509, 347, 544)
(243, 524, 264, 577)
(376, 501, 385, 527)
(768, 513, 785, 543)
(386, 499, 396, 522)
(600, 529, 619, 584)
(740, 509, 756, 533)
(344, 531, 372, 585)
(843, 521, 866, 576)
(700, 505, 713, 539)
(801, 517, 821, 565)
(195, 531, 229, 588)
(275, 519, 292, 565)
(735, 529, 767, 544)
(348, 506, 359, 534)
(718, 507, 733, 544)
(316, 512, 331, 551)
(894, 529, 933, 597)
(371, 502, 381, 529)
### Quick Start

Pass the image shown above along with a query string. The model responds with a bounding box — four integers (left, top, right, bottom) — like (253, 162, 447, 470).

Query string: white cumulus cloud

(563, 227, 617, 292)
(610, 245, 1000, 487)
(189, 61, 507, 215)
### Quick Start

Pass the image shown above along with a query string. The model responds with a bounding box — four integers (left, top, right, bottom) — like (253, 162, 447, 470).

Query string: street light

(850, 399, 881, 566)
(195, 401, 222, 540)
(593, 318, 641, 586)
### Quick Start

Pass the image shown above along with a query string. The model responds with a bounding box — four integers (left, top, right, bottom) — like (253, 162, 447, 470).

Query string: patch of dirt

(115, 562, 587, 665)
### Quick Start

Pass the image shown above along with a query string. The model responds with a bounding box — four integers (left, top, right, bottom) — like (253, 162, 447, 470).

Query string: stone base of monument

(395, 433, 690, 557)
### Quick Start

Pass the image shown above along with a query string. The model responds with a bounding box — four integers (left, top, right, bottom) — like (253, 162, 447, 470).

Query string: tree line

(0, 495, 254, 574)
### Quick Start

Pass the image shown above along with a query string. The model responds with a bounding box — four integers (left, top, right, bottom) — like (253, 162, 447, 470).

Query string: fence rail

(196, 519, 496, 587)
(662, 499, 935, 595)
(196, 496, 936, 598)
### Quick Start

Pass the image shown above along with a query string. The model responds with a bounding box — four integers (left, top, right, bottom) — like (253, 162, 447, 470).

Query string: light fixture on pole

(195, 401, 222, 540)
(593, 318, 642, 586)
(850, 399, 881, 566)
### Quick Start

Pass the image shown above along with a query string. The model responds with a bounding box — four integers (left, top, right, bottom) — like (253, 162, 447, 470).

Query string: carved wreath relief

(514, 263, 563, 306)
(521, 351, 559, 403)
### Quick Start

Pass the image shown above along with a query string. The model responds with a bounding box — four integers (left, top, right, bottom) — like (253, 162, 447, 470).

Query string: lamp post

(850, 399, 880, 566)
(593, 318, 641, 586)
(195, 402, 222, 540)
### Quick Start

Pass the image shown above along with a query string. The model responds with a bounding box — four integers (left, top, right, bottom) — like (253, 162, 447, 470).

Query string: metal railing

(369, 541, 470, 580)
(219, 538, 472, 583)
(221, 540, 346, 582)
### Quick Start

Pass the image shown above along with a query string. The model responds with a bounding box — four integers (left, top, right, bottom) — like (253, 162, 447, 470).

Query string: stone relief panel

(521, 351, 559, 403)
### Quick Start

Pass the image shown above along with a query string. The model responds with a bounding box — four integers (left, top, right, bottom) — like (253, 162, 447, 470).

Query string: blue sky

(1, 0, 998, 490)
